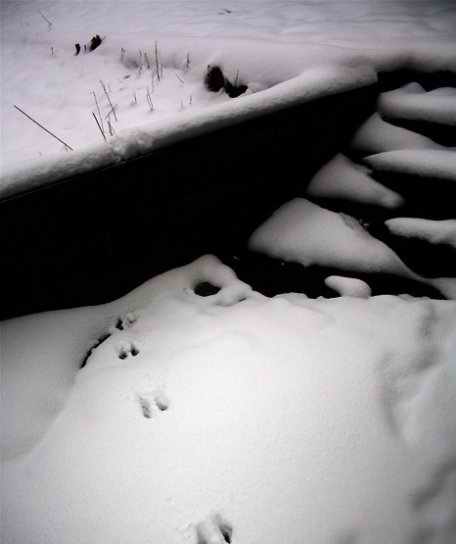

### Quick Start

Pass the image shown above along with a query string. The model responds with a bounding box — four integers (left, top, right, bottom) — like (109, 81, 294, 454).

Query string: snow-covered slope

(3, 256, 456, 544)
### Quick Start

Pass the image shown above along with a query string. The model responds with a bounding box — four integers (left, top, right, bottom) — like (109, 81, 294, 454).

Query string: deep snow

(1, 2, 456, 543)
(2, 256, 456, 544)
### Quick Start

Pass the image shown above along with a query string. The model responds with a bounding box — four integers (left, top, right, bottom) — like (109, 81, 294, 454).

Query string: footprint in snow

(137, 390, 170, 419)
(116, 340, 140, 360)
(196, 513, 233, 544)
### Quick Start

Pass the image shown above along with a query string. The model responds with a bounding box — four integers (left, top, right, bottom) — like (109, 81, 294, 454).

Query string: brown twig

(13, 105, 73, 150)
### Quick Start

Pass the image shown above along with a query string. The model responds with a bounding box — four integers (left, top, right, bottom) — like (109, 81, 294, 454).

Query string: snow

(385, 218, 456, 248)
(324, 275, 372, 298)
(248, 198, 456, 299)
(363, 149, 456, 183)
(349, 112, 443, 157)
(378, 89, 456, 127)
(2, 2, 456, 542)
(306, 153, 404, 209)
(0, 63, 375, 199)
(2, 256, 456, 544)
(250, 198, 416, 280)
(2, 0, 456, 196)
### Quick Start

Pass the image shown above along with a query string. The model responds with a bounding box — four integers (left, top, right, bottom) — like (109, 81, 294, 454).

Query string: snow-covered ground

(1, 0, 455, 183)
(1, 2, 456, 543)
(3, 256, 456, 544)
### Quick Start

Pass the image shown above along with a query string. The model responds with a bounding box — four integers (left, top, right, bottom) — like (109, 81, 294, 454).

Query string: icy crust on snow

(306, 153, 404, 209)
(364, 150, 456, 182)
(386, 218, 456, 248)
(0, 62, 375, 199)
(2, 256, 456, 544)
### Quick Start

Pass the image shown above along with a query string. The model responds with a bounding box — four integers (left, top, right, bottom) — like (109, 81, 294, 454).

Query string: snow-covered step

(349, 112, 442, 157)
(363, 149, 456, 183)
(248, 197, 455, 298)
(306, 153, 404, 209)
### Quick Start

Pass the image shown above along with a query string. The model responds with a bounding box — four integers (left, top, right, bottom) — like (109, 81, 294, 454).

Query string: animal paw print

(116, 341, 140, 360)
(196, 513, 233, 544)
(110, 312, 138, 333)
(137, 390, 170, 419)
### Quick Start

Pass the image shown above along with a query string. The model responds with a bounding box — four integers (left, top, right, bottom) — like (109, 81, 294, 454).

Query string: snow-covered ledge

(0, 63, 375, 200)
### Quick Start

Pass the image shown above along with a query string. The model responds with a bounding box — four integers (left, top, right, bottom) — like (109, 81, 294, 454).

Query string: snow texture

(2, 256, 456, 544)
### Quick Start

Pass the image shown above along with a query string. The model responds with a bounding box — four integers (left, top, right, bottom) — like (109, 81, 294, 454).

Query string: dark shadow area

(224, 252, 445, 300)
(377, 69, 456, 92)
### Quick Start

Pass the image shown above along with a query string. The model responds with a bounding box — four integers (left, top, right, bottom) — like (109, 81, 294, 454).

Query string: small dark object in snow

(89, 34, 102, 52)
(204, 64, 248, 98)
(205, 65, 225, 92)
(84, 44, 87, 53)
(74, 43, 81, 55)
(224, 79, 248, 98)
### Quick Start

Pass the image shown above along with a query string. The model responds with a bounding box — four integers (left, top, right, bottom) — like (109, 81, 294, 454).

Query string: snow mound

(324, 275, 372, 298)
(306, 153, 404, 209)
(2, 256, 456, 544)
(385, 218, 456, 248)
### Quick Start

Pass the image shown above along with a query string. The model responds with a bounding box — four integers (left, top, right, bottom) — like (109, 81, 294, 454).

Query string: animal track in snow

(80, 313, 139, 368)
(112, 312, 138, 332)
(137, 390, 170, 419)
(196, 513, 233, 544)
(116, 341, 140, 360)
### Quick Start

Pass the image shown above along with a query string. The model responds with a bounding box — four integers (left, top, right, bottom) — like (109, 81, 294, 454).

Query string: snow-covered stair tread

(379, 88, 456, 126)
(363, 149, 456, 182)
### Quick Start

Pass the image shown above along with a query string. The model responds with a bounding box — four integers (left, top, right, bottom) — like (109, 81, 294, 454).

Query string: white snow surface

(0, 64, 375, 199)
(1, 0, 456, 196)
(363, 149, 456, 182)
(386, 218, 456, 248)
(306, 153, 404, 209)
(378, 89, 456, 126)
(324, 275, 372, 298)
(2, 256, 456, 544)
(349, 112, 443, 156)
(249, 198, 413, 278)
